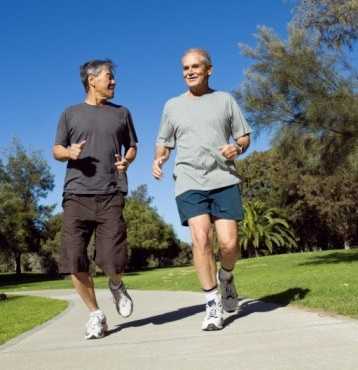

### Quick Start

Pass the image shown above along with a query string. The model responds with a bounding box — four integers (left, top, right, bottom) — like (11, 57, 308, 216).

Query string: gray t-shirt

(55, 102, 138, 195)
(157, 90, 252, 196)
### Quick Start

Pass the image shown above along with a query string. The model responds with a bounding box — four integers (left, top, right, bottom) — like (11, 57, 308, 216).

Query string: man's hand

(152, 156, 166, 180)
(219, 143, 242, 160)
(68, 140, 86, 160)
(114, 154, 129, 172)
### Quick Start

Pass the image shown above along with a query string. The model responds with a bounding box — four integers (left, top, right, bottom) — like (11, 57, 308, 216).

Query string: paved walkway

(1, 289, 357, 370)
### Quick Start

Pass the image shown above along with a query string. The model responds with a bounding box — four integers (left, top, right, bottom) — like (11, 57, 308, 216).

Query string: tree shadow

(224, 287, 310, 328)
(107, 287, 310, 336)
(0, 273, 64, 289)
(298, 250, 358, 266)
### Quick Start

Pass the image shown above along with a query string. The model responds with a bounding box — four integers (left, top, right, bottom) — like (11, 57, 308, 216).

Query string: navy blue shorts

(175, 184, 244, 226)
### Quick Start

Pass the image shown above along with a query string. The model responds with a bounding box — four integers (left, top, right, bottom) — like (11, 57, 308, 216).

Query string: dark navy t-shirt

(55, 102, 138, 195)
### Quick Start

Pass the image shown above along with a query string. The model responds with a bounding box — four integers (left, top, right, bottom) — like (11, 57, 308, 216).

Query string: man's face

(90, 66, 116, 99)
(182, 52, 212, 89)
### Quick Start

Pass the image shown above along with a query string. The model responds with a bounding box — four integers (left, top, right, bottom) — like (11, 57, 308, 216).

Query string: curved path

(1, 289, 357, 370)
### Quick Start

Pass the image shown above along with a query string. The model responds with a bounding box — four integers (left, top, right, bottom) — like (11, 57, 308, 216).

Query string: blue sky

(0, 0, 293, 242)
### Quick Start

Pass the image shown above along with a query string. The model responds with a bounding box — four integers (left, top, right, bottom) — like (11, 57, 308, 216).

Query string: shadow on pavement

(107, 287, 310, 335)
(224, 287, 310, 328)
(107, 304, 205, 335)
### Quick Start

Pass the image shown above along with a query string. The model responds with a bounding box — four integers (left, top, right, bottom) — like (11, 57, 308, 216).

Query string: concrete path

(1, 289, 357, 370)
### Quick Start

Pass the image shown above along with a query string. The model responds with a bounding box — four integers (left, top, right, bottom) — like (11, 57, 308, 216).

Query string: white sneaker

(109, 280, 133, 317)
(218, 270, 238, 313)
(201, 298, 224, 331)
(85, 310, 108, 339)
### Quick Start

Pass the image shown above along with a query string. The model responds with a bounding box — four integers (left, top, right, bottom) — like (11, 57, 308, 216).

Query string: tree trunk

(15, 253, 21, 275)
(344, 240, 350, 250)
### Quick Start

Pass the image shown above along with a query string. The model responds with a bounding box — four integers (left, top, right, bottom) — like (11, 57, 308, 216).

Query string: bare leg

(71, 272, 99, 312)
(214, 219, 238, 270)
(189, 214, 217, 290)
(107, 273, 122, 285)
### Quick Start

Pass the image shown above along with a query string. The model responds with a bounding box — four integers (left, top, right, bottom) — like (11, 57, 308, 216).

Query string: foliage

(124, 185, 186, 270)
(293, 0, 358, 49)
(239, 201, 298, 257)
(237, 142, 358, 250)
(0, 140, 54, 274)
(238, 0, 358, 173)
(39, 213, 63, 275)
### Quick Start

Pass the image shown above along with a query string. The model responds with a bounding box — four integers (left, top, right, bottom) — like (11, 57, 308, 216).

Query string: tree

(293, 0, 358, 49)
(238, 1, 358, 173)
(236, 138, 358, 250)
(124, 185, 183, 270)
(240, 201, 298, 257)
(0, 140, 54, 274)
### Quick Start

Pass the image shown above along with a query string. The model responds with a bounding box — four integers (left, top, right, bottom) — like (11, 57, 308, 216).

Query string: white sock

(205, 288, 219, 304)
(219, 267, 233, 281)
(91, 309, 104, 317)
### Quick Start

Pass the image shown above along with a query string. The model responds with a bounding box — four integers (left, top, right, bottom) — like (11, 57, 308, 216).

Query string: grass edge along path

(1, 249, 358, 319)
(0, 295, 68, 345)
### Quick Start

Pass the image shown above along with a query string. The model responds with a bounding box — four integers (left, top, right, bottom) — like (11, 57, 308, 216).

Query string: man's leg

(189, 214, 223, 330)
(95, 193, 133, 318)
(188, 214, 216, 289)
(215, 219, 238, 271)
(215, 219, 239, 313)
(60, 194, 107, 339)
(71, 272, 99, 312)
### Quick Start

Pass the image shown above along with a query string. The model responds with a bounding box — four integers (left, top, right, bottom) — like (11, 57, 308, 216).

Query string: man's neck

(187, 85, 212, 97)
(85, 93, 108, 106)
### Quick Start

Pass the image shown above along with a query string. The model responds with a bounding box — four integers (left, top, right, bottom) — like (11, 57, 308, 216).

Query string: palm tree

(240, 200, 298, 257)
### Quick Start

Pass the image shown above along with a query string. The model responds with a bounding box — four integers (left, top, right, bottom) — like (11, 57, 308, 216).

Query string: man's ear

(207, 65, 213, 76)
(88, 74, 96, 89)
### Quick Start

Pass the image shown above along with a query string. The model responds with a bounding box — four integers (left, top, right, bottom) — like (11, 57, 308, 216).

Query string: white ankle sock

(205, 288, 219, 303)
(91, 309, 103, 317)
(219, 267, 233, 281)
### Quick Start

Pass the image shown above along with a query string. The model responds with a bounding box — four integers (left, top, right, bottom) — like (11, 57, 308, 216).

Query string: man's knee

(191, 229, 212, 251)
(219, 238, 238, 255)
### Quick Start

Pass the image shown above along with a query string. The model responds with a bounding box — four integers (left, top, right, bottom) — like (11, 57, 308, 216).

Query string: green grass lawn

(0, 296, 68, 345)
(1, 249, 358, 319)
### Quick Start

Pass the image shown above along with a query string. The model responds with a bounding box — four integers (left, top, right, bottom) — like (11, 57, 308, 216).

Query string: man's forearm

(155, 145, 170, 163)
(53, 145, 70, 162)
(236, 134, 250, 153)
(124, 146, 137, 164)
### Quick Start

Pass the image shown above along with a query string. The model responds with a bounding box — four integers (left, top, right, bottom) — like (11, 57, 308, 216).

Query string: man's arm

(236, 133, 250, 154)
(124, 146, 137, 164)
(219, 134, 251, 160)
(115, 146, 137, 172)
(53, 140, 86, 162)
(152, 145, 171, 179)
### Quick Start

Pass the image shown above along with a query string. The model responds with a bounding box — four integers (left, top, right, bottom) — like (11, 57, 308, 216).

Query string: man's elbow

(52, 146, 58, 160)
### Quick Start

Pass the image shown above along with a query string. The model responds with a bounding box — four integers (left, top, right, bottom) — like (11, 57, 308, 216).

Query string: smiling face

(182, 51, 212, 93)
(88, 65, 116, 100)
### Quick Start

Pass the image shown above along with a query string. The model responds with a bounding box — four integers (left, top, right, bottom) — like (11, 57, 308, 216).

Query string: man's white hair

(181, 48, 212, 66)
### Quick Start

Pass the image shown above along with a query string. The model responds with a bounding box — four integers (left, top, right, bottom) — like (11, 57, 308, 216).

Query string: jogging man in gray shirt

(53, 59, 138, 339)
(153, 49, 252, 331)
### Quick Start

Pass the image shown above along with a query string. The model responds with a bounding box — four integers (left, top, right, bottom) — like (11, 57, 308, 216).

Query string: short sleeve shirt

(55, 102, 138, 195)
(156, 91, 252, 196)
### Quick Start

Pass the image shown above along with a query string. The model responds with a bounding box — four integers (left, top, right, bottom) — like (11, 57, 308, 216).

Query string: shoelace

(207, 300, 220, 318)
(223, 278, 236, 299)
(225, 283, 235, 298)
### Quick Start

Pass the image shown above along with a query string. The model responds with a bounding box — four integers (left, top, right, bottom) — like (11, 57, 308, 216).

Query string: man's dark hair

(80, 59, 115, 92)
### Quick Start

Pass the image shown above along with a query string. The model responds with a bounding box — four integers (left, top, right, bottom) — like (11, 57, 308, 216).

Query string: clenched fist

(68, 140, 86, 160)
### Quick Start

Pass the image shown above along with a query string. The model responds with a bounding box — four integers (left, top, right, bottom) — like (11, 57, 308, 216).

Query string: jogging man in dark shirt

(53, 59, 138, 339)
